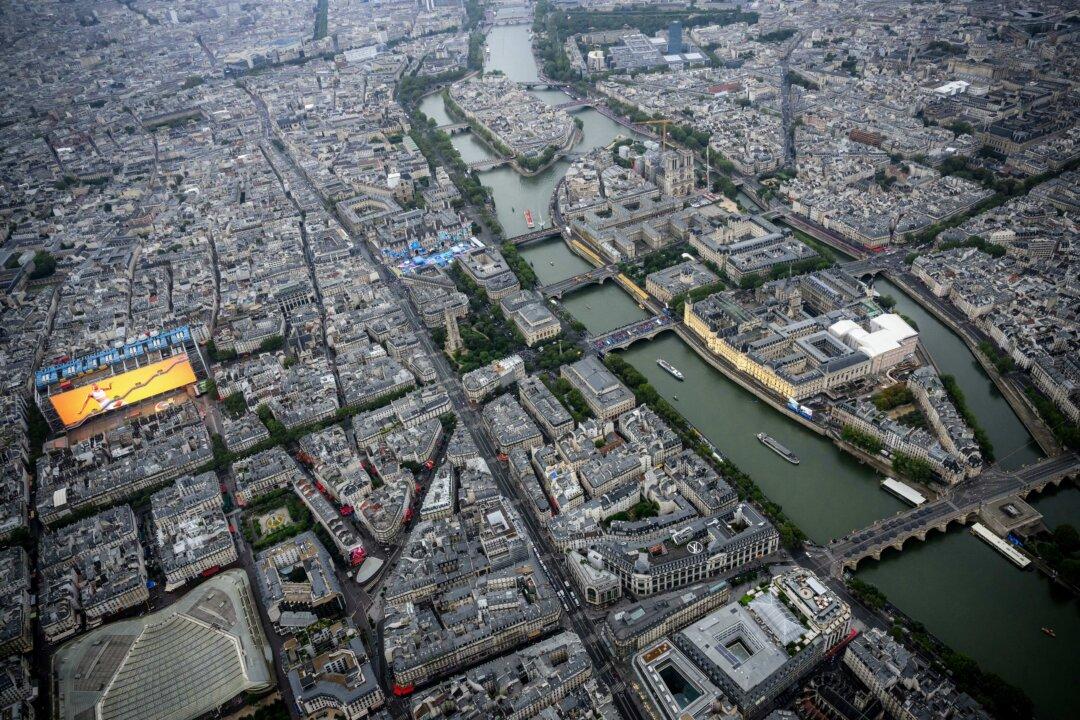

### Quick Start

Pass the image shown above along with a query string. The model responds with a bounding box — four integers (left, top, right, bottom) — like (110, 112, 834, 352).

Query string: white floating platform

(971, 523, 1030, 569)
(880, 477, 926, 506)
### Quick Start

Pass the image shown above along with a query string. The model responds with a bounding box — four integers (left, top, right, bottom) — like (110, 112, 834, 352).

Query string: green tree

(892, 452, 935, 484)
(872, 383, 913, 411)
(29, 250, 57, 279)
(1053, 524, 1079, 554)
(221, 392, 247, 417)
(842, 425, 883, 454)
(259, 335, 285, 353)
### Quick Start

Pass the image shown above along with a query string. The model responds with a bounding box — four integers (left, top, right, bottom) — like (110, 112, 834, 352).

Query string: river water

(427, 23, 1079, 718)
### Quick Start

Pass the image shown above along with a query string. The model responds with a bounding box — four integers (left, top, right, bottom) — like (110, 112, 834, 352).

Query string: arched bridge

(840, 256, 891, 279)
(553, 99, 593, 111)
(540, 264, 619, 299)
(435, 122, 470, 135)
(507, 227, 562, 247)
(468, 157, 512, 171)
(825, 452, 1079, 576)
(590, 315, 675, 352)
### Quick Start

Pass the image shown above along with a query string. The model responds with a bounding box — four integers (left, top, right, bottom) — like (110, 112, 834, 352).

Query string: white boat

(657, 358, 684, 380)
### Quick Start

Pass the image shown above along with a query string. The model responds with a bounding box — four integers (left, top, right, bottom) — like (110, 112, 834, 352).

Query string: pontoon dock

(880, 477, 926, 506)
(971, 523, 1031, 569)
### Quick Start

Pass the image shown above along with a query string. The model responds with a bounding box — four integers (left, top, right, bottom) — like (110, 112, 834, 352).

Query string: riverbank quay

(884, 270, 1062, 458)
(831, 437, 942, 502)
(671, 321, 951, 494)
(601, 353, 807, 550)
(844, 582, 1039, 720)
(671, 323, 827, 436)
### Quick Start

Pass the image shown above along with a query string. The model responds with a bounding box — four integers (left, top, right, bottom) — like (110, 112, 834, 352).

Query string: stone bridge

(553, 99, 593, 111)
(435, 122, 470, 135)
(507, 227, 562, 247)
(840, 256, 891, 279)
(825, 453, 1079, 576)
(590, 315, 675, 352)
(539, 264, 619, 299)
(467, 157, 512, 171)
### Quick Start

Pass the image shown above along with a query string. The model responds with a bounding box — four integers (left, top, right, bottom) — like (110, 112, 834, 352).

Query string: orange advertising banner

(49, 356, 196, 428)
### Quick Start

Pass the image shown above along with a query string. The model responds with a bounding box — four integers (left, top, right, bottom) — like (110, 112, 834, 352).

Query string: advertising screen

(49, 356, 197, 428)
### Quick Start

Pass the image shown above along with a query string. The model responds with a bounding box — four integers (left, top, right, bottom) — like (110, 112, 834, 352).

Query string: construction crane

(641, 119, 673, 149)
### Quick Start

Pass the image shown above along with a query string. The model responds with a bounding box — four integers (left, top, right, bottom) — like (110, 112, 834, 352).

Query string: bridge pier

(808, 454, 1076, 579)
(1039, 475, 1063, 490)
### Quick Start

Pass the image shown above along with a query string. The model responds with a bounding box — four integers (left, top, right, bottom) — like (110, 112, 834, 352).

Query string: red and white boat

(524, 209, 535, 228)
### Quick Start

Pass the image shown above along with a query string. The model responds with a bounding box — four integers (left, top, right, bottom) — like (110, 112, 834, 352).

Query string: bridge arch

(832, 452, 1080, 577)
(589, 316, 675, 352)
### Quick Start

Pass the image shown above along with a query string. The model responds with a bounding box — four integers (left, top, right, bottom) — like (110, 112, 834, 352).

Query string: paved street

(250, 83, 656, 718)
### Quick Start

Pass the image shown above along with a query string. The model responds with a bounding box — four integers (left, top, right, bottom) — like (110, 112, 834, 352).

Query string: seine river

(424, 23, 1080, 718)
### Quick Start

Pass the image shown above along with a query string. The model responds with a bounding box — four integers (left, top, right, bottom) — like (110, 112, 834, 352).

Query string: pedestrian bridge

(825, 452, 1079, 576)
(590, 315, 675, 352)
(540, 264, 619, 299)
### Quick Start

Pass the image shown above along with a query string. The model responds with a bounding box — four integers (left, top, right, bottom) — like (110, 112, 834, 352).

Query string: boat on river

(657, 358, 684, 380)
(524, 209, 535, 228)
(758, 433, 799, 464)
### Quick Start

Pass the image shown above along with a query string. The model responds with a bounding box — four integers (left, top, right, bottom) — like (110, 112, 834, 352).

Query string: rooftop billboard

(49, 356, 197, 428)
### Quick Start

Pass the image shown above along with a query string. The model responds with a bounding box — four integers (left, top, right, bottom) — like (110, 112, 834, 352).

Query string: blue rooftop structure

(35, 326, 194, 389)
